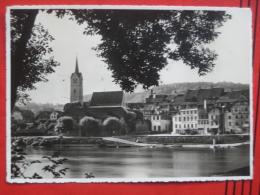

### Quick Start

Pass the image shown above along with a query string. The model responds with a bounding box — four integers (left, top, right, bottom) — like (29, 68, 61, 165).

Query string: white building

(150, 114, 171, 132)
(172, 108, 198, 134)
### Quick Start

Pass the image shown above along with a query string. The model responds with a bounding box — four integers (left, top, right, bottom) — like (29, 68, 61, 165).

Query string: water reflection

(24, 145, 250, 178)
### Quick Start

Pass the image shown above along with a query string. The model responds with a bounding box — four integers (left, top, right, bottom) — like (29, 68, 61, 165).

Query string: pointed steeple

(75, 57, 79, 73)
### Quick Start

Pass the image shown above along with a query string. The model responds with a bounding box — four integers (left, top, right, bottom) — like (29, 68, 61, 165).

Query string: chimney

(204, 99, 207, 111)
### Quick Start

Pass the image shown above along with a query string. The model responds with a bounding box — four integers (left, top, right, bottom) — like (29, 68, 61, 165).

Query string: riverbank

(12, 134, 250, 149)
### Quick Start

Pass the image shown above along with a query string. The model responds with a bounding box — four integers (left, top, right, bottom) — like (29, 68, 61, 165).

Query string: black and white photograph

(7, 6, 252, 182)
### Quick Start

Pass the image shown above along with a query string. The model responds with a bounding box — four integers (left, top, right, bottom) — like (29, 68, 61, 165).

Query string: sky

(24, 8, 251, 104)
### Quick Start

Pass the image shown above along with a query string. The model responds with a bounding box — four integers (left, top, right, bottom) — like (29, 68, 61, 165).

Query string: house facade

(172, 108, 199, 134)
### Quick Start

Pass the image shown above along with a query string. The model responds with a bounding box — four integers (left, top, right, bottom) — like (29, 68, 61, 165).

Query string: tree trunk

(11, 9, 39, 111)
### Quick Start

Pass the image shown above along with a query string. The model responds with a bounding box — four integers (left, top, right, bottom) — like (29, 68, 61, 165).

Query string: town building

(208, 107, 221, 133)
(149, 113, 171, 132)
(224, 100, 250, 133)
(172, 108, 198, 134)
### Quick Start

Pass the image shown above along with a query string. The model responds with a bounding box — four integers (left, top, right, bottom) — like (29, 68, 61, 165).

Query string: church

(67, 58, 130, 121)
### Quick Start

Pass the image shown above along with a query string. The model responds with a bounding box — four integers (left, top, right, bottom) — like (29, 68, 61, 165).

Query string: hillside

(84, 82, 249, 103)
(20, 82, 249, 112)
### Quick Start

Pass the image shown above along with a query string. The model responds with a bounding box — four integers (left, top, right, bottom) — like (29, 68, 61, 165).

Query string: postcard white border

(6, 5, 253, 183)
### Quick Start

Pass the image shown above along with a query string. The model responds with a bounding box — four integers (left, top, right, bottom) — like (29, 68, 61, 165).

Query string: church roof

(90, 91, 124, 107)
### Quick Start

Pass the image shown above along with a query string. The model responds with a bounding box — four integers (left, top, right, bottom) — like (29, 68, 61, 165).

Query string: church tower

(70, 57, 83, 103)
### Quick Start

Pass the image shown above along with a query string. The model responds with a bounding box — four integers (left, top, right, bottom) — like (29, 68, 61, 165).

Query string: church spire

(75, 57, 79, 73)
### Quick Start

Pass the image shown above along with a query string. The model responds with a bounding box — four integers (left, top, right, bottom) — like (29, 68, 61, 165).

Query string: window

(187, 117, 189, 121)
(194, 110, 197, 114)
(191, 124, 193, 128)
(184, 124, 186, 128)
(187, 124, 189, 128)
(158, 126, 161, 131)
(183, 117, 186, 121)
(229, 122, 232, 126)
(175, 124, 178, 128)
(191, 116, 193, 120)
(179, 117, 181, 122)
(157, 115, 160, 120)
(154, 126, 156, 131)
(228, 116, 231, 119)
(191, 110, 193, 114)
(179, 124, 181, 128)
(194, 116, 197, 120)
(187, 111, 189, 114)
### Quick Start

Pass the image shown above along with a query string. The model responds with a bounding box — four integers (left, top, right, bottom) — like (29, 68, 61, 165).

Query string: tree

(79, 116, 100, 136)
(11, 9, 59, 110)
(55, 116, 74, 135)
(103, 117, 125, 136)
(67, 9, 231, 91)
(10, 9, 230, 109)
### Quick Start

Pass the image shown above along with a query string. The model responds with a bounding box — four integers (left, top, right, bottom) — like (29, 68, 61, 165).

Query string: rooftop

(90, 91, 124, 107)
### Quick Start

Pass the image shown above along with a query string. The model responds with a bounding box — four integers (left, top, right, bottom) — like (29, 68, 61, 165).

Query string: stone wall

(137, 134, 249, 144)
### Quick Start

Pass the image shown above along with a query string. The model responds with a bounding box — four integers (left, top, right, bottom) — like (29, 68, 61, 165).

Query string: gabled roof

(90, 91, 124, 107)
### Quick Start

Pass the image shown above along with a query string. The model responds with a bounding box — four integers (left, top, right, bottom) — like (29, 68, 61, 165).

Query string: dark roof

(90, 91, 124, 107)
(173, 94, 185, 104)
(225, 90, 249, 100)
(185, 88, 224, 101)
(87, 106, 128, 119)
(216, 96, 237, 103)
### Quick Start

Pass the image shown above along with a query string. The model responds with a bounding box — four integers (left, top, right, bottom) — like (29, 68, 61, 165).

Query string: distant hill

(18, 102, 64, 114)
(84, 82, 249, 103)
(20, 82, 249, 113)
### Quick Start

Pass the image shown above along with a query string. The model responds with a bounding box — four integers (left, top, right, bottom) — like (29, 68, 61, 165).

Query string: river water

(23, 145, 250, 178)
